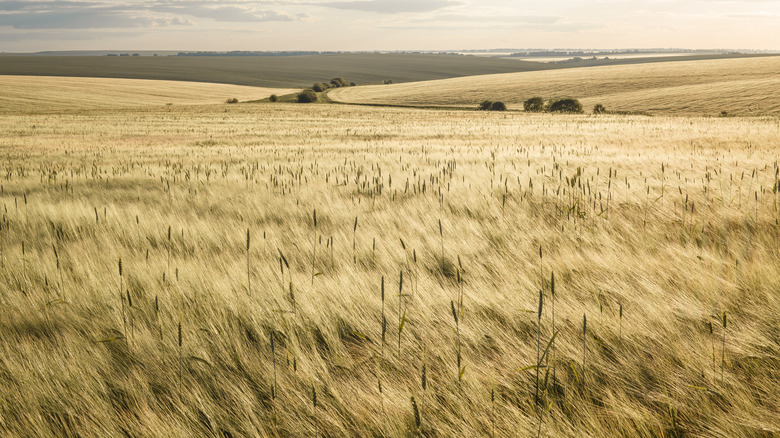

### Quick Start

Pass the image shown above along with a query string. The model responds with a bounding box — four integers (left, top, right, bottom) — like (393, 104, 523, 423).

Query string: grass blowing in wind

(0, 94, 778, 437)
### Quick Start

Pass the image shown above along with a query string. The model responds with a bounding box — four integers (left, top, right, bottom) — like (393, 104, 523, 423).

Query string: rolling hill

(0, 54, 561, 89)
(327, 55, 780, 116)
(0, 76, 295, 114)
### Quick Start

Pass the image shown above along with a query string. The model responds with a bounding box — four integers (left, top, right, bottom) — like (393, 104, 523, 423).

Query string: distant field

(0, 76, 295, 114)
(0, 54, 561, 88)
(0, 53, 772, 89)
(328, 56, 780, 116)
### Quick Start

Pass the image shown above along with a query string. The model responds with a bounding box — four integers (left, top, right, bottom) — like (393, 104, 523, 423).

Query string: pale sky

(1, 0, 779, 52)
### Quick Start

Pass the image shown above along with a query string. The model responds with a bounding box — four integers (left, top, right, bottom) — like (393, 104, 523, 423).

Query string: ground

(1, 99, 778, 436)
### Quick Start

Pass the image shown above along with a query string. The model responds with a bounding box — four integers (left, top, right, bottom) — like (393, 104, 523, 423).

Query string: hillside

(328, 56, 780, 116)
(0, 54, 560, 88)
(0, 76, 295, 114)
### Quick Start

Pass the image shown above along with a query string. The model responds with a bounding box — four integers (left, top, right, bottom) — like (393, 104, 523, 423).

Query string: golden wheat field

(1, 87, 779, 437)
(328, 56, 780, 116)
(0, 76, 297, 114)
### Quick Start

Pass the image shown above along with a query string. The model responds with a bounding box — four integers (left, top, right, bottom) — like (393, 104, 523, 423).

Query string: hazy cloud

(152, 4, 299, 22)
(424, 14, 561, 24)
(0, 9, 192, 29)
(319, 0, 459, 13)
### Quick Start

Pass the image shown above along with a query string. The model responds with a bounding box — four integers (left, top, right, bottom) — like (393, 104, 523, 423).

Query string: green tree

(297, 89, 318, 103)
(549, 98, 583, 114)
(478, 100, 494, 111)
(330, 77, 347, 88)
(524, 97, 545, 112)
(490, 101, 507, 111)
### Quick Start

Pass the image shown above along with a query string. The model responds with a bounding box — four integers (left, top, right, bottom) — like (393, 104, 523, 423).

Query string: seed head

(451, 300, 458, 324)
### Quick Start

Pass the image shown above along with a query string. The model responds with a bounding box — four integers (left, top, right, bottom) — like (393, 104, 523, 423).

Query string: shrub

(225, 98, 239, 104)
(490, 101, 507, 111)
(330, 77, 347, 88)
(383, 80, 394, 85)
(350, 82, 357, 87)
(269, 94, 278, 103)
(297, 89, 318, 103)
(524, 97, 545, 112)
(593, 104, 606, 114)
(312, 83, 329, 92)
(549, 98, 583, 114)
(478, 100, 493, 111)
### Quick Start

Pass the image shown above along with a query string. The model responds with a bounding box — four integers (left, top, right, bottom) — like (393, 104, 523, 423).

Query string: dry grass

(0, 98, 779, 436)
(0, 75, 297, 114)
(328, 56, 780, 116)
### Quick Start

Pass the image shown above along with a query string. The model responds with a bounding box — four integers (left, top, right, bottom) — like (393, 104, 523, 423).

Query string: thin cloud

(152, 4, 299, 22)
(0, 10, 192, 29)
(318, 0, 460, 14)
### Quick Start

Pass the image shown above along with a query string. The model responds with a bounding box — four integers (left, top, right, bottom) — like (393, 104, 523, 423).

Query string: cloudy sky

(1, 0, 778, 52)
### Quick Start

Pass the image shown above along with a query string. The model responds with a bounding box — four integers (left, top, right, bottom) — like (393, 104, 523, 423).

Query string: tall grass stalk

(438, 219, 444, 265)
(353, 216, 357, 264)
(21, 241, 26, 293)
(155, 295, 162, 341)
(709, 320, 714, 383)
(451, 300, 462, 382)
(721, 312, 727, 383)
(167, 225, 171, 276)
(119, 258, 127, 341)
(398, 270, 405, 357)
(271, 331, 277, 400)
(551, 272, 556, 382)
(246, 228, 251, 295)
(311, 209, 317, 285)
(312, 383, 318, 437)
(582, 313, 587, 386)
(381, 276, 386, 361)
(420, 363, 427, 430)
(536, 289, 543, 406)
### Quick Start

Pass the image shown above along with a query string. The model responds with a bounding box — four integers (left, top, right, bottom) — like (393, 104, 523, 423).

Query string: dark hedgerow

(297, 89, 318, 103)
(312, 83, 329, 92)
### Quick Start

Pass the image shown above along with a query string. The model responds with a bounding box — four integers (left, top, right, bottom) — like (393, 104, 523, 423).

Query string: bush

(330, 77, 347, 88)
(297, 89, 318, 103)
(593, 104, 606, 114)
(225, 98, 239, 104)
(312, 82, 329, 92)
(549, 98, 583, 114)
(478, 100, 493, 111)
(523, 97, 545, 112)
(490, 101, 507, 111)
(350, 82, 357, 87)
(269, 94, 278, 103)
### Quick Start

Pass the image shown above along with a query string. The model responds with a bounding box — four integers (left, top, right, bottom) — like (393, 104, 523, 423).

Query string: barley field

(1, 98, 779, 436)
(328, 56, 780, 116)
(0, 76, 297, 114)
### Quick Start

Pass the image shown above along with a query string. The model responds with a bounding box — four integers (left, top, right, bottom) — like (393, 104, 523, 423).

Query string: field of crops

(329, 56, 780, 116)
(1, 94, 778, 436)
(0, 53, 562, 88)
(0, 76, 296, 114)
